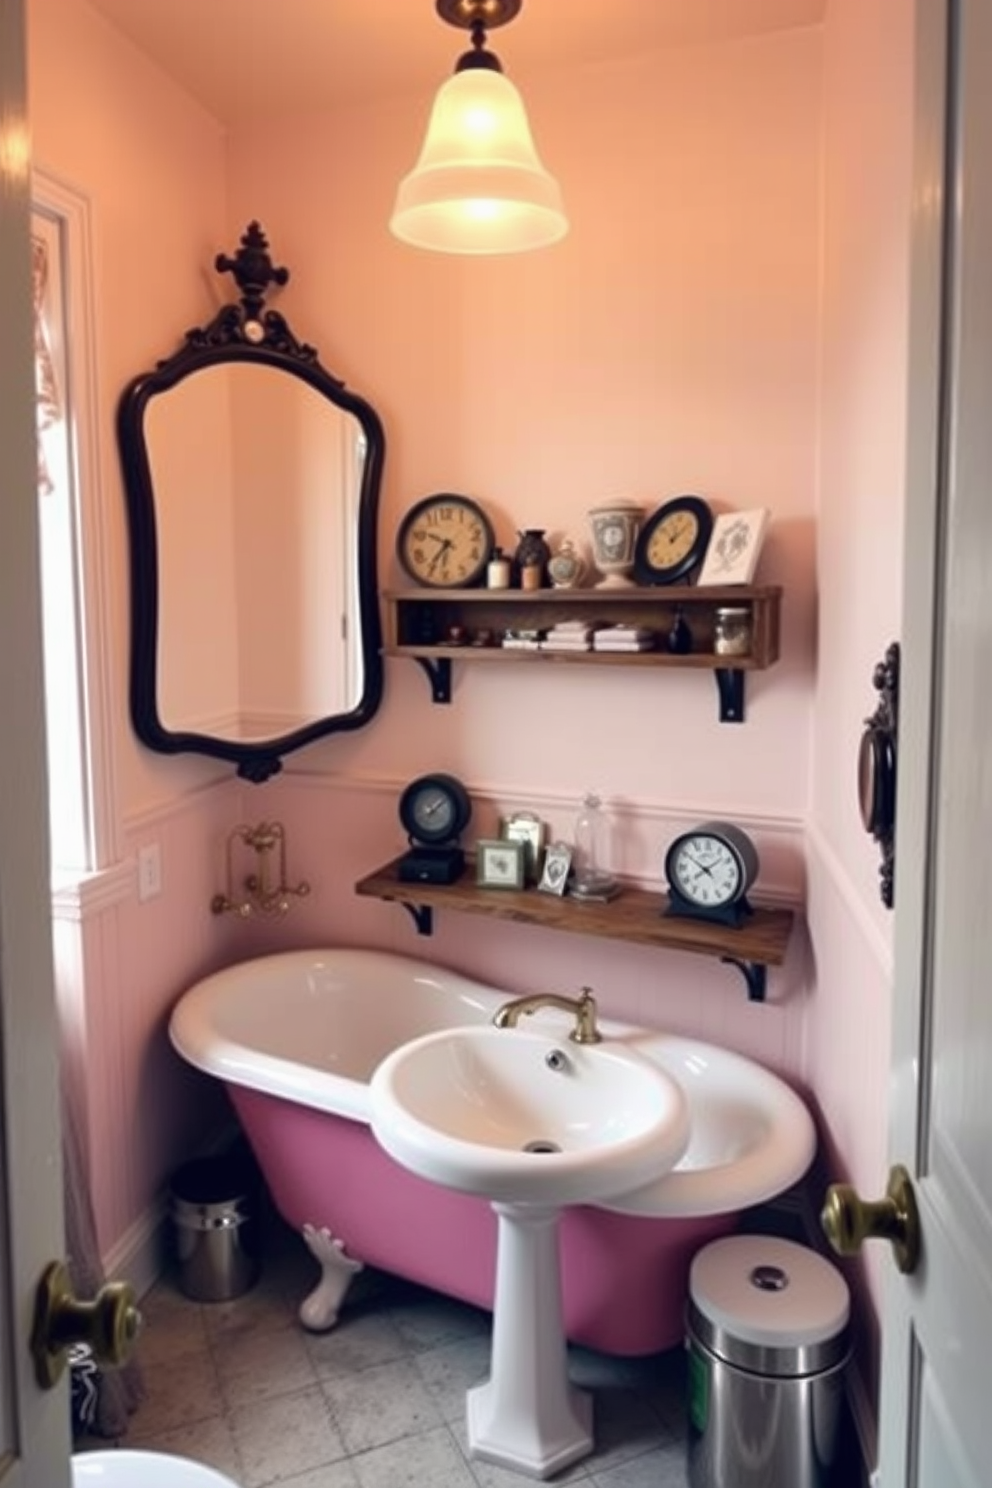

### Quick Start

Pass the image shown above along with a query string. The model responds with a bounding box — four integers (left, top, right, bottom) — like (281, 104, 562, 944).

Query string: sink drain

(522, 1140, 562, 1154)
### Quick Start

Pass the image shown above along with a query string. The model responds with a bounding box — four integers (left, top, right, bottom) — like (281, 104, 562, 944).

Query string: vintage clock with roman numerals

(397, 493, 495, 589)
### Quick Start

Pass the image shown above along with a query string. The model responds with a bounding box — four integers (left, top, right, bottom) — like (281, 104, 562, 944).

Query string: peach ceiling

(83, 0, 826, 124)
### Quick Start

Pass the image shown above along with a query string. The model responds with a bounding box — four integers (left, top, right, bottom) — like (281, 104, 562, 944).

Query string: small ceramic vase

(512, 529, 551, 587)
(547, 539, 586, 589)
(587, 500, 643, 588)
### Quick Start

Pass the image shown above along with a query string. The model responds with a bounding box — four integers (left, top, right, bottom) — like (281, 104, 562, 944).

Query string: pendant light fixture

(390, 0, 568, 255)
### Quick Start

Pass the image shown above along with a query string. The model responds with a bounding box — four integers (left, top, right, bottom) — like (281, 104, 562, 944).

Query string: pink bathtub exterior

(169, 948, 813, 1355)
(227, 1083, 735, 1355)
(168, 946, 752, 1357)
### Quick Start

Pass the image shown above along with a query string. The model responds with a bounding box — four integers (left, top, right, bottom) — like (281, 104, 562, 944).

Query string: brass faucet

(492, 987, 601, 1045)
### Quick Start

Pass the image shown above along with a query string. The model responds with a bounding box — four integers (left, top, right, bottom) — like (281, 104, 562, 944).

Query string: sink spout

(492, 988, 602, 1045)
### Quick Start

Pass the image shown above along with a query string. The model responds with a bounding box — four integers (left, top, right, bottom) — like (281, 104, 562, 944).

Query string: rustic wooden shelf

(381, 584, 782, 723)
(355, 855, 795, 1001)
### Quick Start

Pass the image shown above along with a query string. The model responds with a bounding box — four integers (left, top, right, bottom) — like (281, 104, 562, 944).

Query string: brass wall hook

(211, 820, 310, 918)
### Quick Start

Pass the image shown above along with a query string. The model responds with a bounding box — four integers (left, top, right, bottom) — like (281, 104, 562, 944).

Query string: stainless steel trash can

(170, 1156, 259, 1302)
(686, 1235, 850, 1488)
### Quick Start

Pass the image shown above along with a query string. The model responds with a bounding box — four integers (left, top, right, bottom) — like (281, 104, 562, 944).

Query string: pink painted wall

(226, 31, 822, 810)
(28, 9, 915, 1423)
(28, 0, 235, 814)
(805, 0, 915, 1418)
(217, 33, 822, 1098)
(30, 0, 245, 1267)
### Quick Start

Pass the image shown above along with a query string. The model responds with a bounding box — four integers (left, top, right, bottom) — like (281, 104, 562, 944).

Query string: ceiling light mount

(435, 0, 522, 33)
(437, 0, 523, 74)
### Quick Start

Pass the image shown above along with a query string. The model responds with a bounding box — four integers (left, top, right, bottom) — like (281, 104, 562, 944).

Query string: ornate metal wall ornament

(857, 641, 899, 908)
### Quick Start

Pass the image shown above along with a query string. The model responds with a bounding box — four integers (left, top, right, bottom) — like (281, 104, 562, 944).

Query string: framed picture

(500, 811, 547, 884)
(696, 508, 770, 587)
(476, 838, 526, 890)
(538, 841, 572, 896)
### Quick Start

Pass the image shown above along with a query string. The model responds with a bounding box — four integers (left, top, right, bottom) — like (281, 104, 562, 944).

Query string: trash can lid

(690, 1235, 850, 1354)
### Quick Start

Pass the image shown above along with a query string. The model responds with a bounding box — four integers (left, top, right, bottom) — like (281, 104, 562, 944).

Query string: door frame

(0, 0, 72, 1480)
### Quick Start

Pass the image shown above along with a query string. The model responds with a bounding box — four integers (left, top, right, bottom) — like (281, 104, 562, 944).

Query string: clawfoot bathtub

(170, 948, 814, 1354)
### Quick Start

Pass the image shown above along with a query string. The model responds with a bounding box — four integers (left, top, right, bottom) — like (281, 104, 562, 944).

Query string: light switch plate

(137, 842, 162, 901)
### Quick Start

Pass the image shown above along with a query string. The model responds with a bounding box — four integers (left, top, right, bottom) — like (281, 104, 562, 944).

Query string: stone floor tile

(228, 1385, 347, 1488)
(304, 1309, 409, 1381)
(319, 1356, 443, 1456)
(412, 1333, 492, 1422)
(350, 1425, 477, 1488)
(127, 1412, 243, 1481)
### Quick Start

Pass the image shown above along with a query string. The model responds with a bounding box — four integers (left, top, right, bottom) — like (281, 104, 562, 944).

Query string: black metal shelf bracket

(398, 900, 434, 936)
(415, 657, 452, 704)
(382, 897, 772, 993)
(715, 668, 745, 723)
(720, 956, 767, 1001)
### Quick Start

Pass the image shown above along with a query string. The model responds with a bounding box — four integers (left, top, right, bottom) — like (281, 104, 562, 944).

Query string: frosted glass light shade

(390, 67, 568, 255)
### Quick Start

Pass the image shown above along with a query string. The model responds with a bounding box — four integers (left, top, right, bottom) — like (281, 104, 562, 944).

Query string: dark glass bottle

(667, 605, 693, 654)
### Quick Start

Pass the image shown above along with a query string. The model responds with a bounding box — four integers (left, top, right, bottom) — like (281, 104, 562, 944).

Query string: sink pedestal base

(467, 1202, 593, 1480)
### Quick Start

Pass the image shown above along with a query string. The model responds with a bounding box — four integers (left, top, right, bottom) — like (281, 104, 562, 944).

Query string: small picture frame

(500, 811, 547, 884)
(538, 841, 572, 896)
(476, 838, 526, 890)
(696, 508, 770, 587)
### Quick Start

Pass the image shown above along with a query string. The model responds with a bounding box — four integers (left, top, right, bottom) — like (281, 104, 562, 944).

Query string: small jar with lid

(713, 606, 752, 658)
(487, 547, 511, 589)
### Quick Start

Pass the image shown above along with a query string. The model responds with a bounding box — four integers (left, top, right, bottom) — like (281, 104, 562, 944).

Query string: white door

(0, 0, 74, 1481)
(879, 0, 992, 1482)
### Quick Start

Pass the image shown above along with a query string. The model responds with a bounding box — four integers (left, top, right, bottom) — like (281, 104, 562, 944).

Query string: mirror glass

(117, 223, 385, 781)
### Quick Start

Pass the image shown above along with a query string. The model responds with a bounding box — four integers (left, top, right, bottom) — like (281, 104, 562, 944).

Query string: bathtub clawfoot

(299, 1224, 364, 1331)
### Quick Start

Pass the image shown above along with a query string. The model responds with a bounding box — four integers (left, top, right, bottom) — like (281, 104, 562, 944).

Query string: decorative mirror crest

(118, 222, 385, 782)
(182, 222, 324, 367)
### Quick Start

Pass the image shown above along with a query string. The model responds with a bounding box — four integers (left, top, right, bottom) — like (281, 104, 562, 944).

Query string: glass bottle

(571, 791, 617, 899)
(667, 605, 692, 654)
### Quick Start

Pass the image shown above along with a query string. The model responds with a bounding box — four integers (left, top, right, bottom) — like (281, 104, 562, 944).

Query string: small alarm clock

(664, 821, 759, 927)
(396, 773, 472, 885)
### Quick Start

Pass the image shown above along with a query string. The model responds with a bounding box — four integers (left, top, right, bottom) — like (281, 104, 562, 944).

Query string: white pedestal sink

(370, 1024, 689, 1478)
(466, 1201, 594, 1477)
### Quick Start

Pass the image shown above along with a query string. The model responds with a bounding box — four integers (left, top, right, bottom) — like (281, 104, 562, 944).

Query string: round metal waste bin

(686, 1235, 850, 1488)
(170, 1155, 259, 1302)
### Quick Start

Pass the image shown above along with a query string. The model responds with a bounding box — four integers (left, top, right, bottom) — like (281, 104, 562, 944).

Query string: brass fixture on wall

(391, 0, 568, 255)
(211, 821, 310, 918)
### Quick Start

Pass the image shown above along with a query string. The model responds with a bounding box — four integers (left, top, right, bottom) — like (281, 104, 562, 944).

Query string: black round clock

(397, 494, 494, 589)
(399, 773, 472, 846)
(664, 821, 759, 926)
(634, 495, 713, 586)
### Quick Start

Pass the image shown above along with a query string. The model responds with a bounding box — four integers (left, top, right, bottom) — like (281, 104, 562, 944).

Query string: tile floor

(85, 1219, 692, 1487)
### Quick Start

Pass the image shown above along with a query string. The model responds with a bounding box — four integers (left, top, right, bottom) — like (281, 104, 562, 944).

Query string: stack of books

(540, 621, 596, 653)
(592, 625, 656, 653)
(501, 629, 545, 651)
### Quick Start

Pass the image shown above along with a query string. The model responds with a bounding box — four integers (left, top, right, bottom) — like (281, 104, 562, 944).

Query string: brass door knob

(821, 1163, 921, 1275)
(30, 1260, 142, 1389)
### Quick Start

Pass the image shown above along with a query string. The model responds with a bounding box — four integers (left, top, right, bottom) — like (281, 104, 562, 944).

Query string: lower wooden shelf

(355, 856, 795, 1001)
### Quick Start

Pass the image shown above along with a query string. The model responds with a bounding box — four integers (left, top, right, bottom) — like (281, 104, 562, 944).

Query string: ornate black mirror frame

(117, 223, 385, 783)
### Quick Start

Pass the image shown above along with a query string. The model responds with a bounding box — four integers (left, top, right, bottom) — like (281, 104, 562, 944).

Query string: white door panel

(881, 0, 992, 1481)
